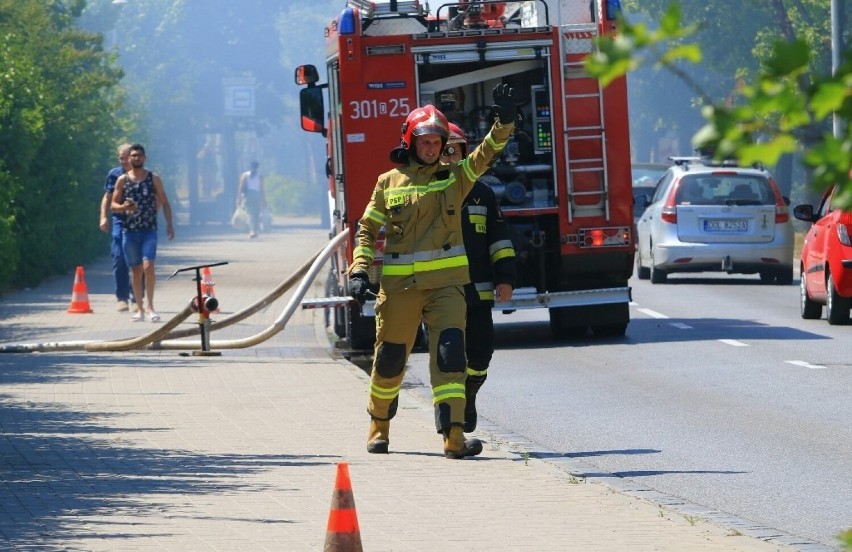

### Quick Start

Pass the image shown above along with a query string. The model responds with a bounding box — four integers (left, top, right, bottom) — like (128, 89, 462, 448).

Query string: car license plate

(704, 219, 747, 232)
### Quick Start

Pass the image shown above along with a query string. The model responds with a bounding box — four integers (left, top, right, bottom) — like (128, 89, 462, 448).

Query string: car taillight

(838, 211, 852, 246)
(661, 183, 678, 223)
(769, 179, 789, 223)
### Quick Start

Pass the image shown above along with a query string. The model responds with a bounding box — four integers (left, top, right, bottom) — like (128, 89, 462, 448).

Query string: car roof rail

(702, 157, 768, 172)
(669, 156, 702, 169)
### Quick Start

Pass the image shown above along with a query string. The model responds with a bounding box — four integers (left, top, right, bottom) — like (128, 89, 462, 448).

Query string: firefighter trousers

(368, 285, 468, 433)
(465, 304, 494, 386)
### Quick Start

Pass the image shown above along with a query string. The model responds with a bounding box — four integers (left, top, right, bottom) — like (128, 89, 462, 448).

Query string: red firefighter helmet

(445, 122, 468, 156)
(401, 105, 449, 149)
(390, 105, 450, 163)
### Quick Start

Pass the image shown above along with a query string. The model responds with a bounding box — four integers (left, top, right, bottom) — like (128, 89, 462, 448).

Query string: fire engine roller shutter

(412, 39, 551, 65)
(414, 42, 551, 103)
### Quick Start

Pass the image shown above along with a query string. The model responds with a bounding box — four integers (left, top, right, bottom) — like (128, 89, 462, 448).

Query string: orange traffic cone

(67, 265, 93, 314)
(201, 266, 220, 312)
(323, 462, 363, 552)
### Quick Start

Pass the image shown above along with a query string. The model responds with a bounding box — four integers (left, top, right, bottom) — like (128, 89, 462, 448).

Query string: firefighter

(441, 122, 517, 433)
(348, 85, 517, 459)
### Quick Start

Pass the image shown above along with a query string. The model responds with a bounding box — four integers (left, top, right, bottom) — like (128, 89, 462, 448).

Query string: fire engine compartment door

(418, 59, 543, 98)
(413, 41, 551, 110)
(413, 41, 550, 65)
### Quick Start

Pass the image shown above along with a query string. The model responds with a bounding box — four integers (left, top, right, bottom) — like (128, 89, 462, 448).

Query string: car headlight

(837, 222, 851, 246)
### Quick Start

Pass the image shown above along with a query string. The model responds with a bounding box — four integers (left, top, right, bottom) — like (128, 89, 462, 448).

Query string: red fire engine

(296, 0, 634, 350)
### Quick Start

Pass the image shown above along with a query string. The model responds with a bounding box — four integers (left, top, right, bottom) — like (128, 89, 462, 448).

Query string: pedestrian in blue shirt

(99, 143, 134, 312)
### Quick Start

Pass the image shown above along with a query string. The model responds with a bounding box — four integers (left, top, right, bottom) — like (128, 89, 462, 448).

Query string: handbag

(230, 203, 249, 231)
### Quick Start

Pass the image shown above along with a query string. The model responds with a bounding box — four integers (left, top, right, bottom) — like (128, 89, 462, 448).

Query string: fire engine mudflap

(296, 0, 635, 349)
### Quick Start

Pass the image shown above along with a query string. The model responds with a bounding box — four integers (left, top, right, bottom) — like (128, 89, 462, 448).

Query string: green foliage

(0, 0, 126, 291)
(698, 46, 851, 200)
(587, 5, 702, 88)
(839, 527, 852, 550)
(264, 173, 323, 216)
(587, 2, 852, 208)
(618, 0, 849, 194)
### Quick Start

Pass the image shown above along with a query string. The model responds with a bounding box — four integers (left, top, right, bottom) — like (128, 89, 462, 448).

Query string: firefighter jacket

(461, 180, 517, 307)
(350, 121, 514, 294)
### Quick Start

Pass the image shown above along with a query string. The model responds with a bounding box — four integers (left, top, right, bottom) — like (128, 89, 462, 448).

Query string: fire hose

(151, 228, 347, 350)
(0, 229, 348, 354)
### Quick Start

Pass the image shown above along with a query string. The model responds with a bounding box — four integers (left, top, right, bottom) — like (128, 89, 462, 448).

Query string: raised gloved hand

(347, 272, 372, 306)
(491, 83, 517, 124)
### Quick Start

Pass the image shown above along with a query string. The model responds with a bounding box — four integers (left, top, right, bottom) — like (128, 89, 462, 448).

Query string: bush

(0, 0, 124, 292)
(264, 173, 324, 217)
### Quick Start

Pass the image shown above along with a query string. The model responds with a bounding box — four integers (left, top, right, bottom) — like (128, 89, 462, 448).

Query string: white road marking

(637, 308, 668, 319)
(785, 360, 827, 370)
(718, 339, 748, 347)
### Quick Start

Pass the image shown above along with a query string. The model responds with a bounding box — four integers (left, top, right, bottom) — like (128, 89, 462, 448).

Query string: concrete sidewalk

(0, 217, 808, 551)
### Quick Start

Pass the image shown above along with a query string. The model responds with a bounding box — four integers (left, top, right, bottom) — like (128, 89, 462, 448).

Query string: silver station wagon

(635, 157, 794, 284)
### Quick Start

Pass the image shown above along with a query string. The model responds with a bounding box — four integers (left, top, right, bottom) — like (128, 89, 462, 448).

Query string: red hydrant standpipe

(170, 261, 229, 356)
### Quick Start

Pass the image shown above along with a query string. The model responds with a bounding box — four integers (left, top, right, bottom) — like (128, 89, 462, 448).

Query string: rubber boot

(442, 426, 483, 459)
(463, 386, 479, 433)
(367, 418, 390, 454)
(464, 374, 485, 433)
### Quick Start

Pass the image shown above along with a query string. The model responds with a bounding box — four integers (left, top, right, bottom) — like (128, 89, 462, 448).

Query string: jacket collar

(402, 159, 447, 177)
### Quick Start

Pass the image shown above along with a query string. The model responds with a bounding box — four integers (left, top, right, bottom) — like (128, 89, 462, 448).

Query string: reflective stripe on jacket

(462, 180, 517, 306)
(350, 121, 514, 293)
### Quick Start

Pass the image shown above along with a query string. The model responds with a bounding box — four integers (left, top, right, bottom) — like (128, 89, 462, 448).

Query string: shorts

(123, 230, 158, 267)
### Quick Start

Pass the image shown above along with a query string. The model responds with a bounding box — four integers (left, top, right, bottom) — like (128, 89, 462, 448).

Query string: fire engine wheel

(348, 307, 377, 350)
(636, 252, 650, 280)
(328, 275, 347, 339)
(826, 272, 851, 325)
(548, 307, 588, 339)
(592, 323, 627, 338)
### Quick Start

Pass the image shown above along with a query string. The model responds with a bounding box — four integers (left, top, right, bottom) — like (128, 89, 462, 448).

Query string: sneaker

(130, 302, 139, 313)
(130, 312, 144, 322)
(249, 232, 258, 239)
(116, 300, 129, 312)
(147, 311, 161, 323)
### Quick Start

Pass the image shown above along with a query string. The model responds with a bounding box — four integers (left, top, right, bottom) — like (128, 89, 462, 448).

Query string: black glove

(491, 83, 517, 124)
(347, 272, 371, 306)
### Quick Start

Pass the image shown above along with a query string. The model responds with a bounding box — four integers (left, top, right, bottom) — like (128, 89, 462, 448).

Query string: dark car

(632, 162, 668, 221)
(794, 183, 852, 324)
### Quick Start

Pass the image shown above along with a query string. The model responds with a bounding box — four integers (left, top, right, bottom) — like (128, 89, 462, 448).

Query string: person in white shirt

(237, 161, 266, 238)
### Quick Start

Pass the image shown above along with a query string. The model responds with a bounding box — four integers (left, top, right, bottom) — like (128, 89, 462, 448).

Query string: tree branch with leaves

(587, 2, 851, 208)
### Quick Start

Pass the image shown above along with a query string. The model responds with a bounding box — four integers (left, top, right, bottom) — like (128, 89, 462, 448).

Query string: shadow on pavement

(0, 353, 338, 547)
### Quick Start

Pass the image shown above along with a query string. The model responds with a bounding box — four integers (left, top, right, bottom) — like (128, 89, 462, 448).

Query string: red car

(794, 184, 852, 324)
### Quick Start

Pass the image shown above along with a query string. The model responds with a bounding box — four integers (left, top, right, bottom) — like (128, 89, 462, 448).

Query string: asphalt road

(404, 272, 851, 549)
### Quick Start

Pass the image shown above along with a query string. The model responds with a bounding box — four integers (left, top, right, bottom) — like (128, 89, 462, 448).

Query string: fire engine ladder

(560, 23, 609, 224)
(347, 0, 422, 16)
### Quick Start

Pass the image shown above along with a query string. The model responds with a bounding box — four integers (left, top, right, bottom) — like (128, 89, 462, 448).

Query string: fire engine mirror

(300, 87, 325, 134)
(294, 64, 319, 86)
